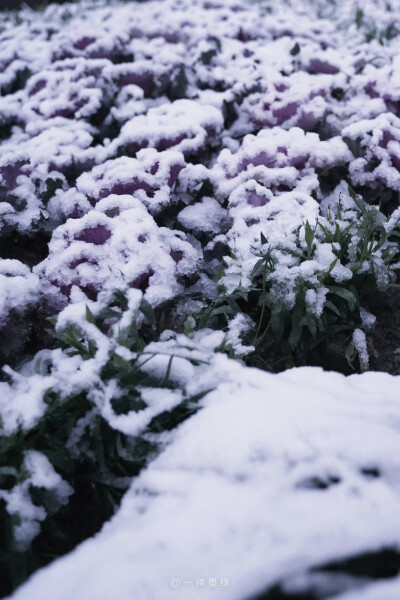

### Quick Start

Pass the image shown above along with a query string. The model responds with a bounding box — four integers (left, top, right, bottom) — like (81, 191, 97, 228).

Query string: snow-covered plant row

(1, 0, 400, 596)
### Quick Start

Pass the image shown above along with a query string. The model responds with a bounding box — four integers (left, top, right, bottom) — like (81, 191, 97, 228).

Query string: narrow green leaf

(88, 340, 97, 357)
(114, 289, 128, 310)
(288, 302, 304, 350)
(325, 300, 342, 317)
(163, 355, 174, 386)
(304, 221, 315, 250)
(328, 258, 338, 273)
(348, 185, 367, 213)
(251, 259, 267, 279)
(271, 307, 287, 340)
(289, 320, 303, 351)
(159, 310, 166, 333)
(85, 305, 96, 325)
(140, 298, 156, 329)
(210, 305, 234, 318)
(111, 351, 129, 368)
(328, 285, 358, 310)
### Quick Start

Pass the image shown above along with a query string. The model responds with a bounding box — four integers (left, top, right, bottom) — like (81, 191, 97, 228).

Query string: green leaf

(325, 300, 342, 317)
(372, 225, 387, 252)
(271, 307, 287, 340)
(156, 309, 165, 334)
(328, 285, 358, 311)
(210, 304, 235, 319)
(57, 328, 88, 356)
(301, 314, 317, 338)
(289, 320, 303, 351)
(113, 290, 128, 310)
(85, 305, 96, 325)
(345, 342, 357, 369)
(98, 307, 121, 321)
(304, 221, 315, 251)
(163, 355, 174, 386)
(260, 231, 268, 245)
(251, 258, 267, 279)
(111, 351, 129, 369)
(87, 340, 97, 357)
(140, 298, 156, 330)
(289, 302, 304, 350)
(328, 258, 338, 273)
(318, 222, 333, 243)
(355, 7, 363, 28)
(348, 185, 367, 213)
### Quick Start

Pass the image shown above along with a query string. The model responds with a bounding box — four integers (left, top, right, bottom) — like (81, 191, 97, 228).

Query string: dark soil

(250, 548, 400, 600)
(304, 289, 400, 375)
(367, 288, 400, 374)
(0, 0, 77, 9)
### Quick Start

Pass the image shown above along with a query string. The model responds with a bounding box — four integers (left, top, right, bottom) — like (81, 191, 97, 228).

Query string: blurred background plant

(198, 187, 400, 373)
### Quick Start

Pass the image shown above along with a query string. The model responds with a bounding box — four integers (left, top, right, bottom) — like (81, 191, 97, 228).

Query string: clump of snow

(0, 259, 39, 327)
(352, 328, 369, 371)
(178, 196, 227, 233)
(0, 451, 73, 552)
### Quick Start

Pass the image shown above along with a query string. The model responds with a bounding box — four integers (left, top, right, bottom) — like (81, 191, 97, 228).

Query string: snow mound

(8, 359, 400, 600)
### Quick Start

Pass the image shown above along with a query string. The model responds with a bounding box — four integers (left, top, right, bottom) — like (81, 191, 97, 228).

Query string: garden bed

(1, 0, 400, 597)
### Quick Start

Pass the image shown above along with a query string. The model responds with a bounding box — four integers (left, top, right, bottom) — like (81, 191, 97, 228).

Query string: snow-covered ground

(8, 359, 400, 600)
(1, 0, 400, 597)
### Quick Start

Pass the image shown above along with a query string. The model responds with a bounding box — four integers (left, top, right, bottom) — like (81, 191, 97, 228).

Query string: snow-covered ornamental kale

(202, 187, 400, 372)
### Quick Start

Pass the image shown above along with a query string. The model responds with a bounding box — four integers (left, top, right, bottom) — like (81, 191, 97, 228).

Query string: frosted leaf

(112, 100, 223, 157)
(360, 308, 376, 331)
(0, 451, 73, 552)
(352, 328, 369, 371)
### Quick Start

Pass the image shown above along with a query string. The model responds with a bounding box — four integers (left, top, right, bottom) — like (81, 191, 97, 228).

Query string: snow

(352, 328, 369, 371)
(35, 194, 199, 308)
(7, 358, 400, 600)
(178, 196, 226, 233)
(112, 100, 224, 157)
(1, 450, 73, 552)
(1, 0, 400, 597)
(0, 259, 39, 326)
